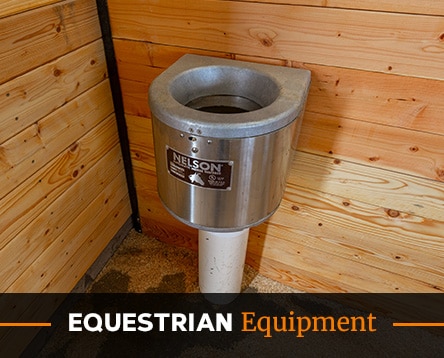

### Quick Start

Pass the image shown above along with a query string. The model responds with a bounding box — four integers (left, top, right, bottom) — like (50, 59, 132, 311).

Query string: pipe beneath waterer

(198, 228, 249, 303)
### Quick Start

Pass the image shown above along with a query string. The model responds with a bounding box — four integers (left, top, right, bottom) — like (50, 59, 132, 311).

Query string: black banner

(1, 293, 443, 357)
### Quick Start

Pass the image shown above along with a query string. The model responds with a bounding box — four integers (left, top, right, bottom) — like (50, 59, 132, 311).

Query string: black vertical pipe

(95, 0, 142, 232)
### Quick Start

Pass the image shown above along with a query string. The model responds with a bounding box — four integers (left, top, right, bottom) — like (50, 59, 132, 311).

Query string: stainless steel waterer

(149, 54, 310, 297)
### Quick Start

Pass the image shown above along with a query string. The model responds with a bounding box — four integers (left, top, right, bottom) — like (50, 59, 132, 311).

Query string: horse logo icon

(189, 172, 205, 186)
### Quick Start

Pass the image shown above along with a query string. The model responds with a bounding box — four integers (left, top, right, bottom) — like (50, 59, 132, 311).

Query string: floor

(87, 229, 301, 294)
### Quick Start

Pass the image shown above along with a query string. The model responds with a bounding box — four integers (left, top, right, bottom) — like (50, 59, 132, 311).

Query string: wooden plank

(115, 41, 444, 136)
(113, 41, 240, 117)
(262, 185, 444, 286)
(246, 252, 342, 292)
(6, 165, 129, 292)
(120, 78, 152, 118)
(126, 114, 156, 172)
(295, 62, 444, 136)
(289, 151, 444, 221)
(0, 141, 123, 292)
(0, 115, 119, 252)
(238, 0, 444, 16)
(247, 250, 442, 294)
(2, 146, 124, 291)
(0, 0, 101, 83)
(114, 39, 233, 75)
(0, 39, 108, 144)
(0, 1, 63, 19)
(46, 196, 131, 293)
(0, 80, 114, 199)
(247, 230, 442, 292)
(298, 111, 444, 182)
(108, 0, 444, 79)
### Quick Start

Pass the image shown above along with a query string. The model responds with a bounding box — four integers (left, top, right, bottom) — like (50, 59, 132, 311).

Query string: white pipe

(198, 228, 249, 298)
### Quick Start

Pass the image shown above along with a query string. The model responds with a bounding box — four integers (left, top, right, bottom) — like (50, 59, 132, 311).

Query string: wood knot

(409, 146, 419, 152)
(69, 142, 79, 152)
(385, 208, 400, 218)
(342, 201, 350, 207)
(333, 158, 341, 164)
(260, 38, 273, 47)
(53, 68, 62, 77)
(436, 167, 444, 180)
(249, 28, 277, 48)
(368, 156, 380, 162)
(291, 205, 300, 211)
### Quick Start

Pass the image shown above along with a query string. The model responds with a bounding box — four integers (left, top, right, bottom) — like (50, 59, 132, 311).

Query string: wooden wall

(108, 0, 444, 293)
(0, 0, 131, 293)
